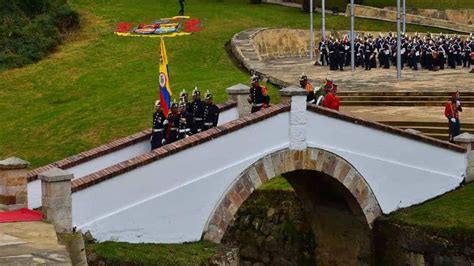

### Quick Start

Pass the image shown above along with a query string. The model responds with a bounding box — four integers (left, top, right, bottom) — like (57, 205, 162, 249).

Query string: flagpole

(310, 0, 314, 60)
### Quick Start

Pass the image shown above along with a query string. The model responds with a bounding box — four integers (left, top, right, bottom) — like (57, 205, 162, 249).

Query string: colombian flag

(159, 38, 172, 116)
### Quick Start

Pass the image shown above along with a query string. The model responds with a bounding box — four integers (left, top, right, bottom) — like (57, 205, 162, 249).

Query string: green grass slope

(0, 0, 447, 167)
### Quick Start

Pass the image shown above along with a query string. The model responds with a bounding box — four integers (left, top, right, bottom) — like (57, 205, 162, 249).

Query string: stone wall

(222, 190, 316, 265)
(374, 218, 474, 265)
(385, 7, 474, 26)
(349, 4, 474, 34)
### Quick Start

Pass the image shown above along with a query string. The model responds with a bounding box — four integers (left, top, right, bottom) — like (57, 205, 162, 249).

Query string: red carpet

(0, 208, 43, 223)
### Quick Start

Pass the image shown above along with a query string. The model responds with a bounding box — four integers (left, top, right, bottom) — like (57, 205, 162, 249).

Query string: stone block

(271, 152, 285, 176)
(262, 155, 276, 180)
(290, 110, 306, 126)
(6, 175, 27, 186)
(321, 154, 337, 176)
(254, 161, 268, 183)
(5, 185, 26, 196)
(52, 218, 73, 233)
(43, 182, 72, 198)
(246, 167, 262, 188)
(42, 195, 72, 209)
(0, 157, 30, 170)
(39, 168, 73, 183)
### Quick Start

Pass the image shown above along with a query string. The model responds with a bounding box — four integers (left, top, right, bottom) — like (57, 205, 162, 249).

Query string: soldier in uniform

(180, 90, 193, 114)
(202, 91, 219, 131)
(319, 40, 329, 66)
(191, 87, 205, 134)
(177, 100, 193, 140)
(248, 75, 270, 113)
(166, 101, 180, 143)
(151, 100, 168, 150)
(299, 73, 315, 103)
(364, 37, 373, 70)
(445, 92, 462, 142)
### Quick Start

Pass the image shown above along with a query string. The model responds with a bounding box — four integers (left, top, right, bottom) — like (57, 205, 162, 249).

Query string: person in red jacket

(445, 92, 462, 142)
(323, 84, 340, 111)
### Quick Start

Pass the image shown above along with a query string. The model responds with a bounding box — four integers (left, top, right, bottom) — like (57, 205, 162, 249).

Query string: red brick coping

(70, 103, 290, 192)
(27, 101, 237, 182)
(307, 104, 466, 153)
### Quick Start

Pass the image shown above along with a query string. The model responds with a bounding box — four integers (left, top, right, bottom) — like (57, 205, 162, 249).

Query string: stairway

(379, 121, 474, 141)
(339, 91, 474, 107)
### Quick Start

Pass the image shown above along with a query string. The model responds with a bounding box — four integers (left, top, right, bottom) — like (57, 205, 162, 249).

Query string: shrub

(0, 0, 79, 71)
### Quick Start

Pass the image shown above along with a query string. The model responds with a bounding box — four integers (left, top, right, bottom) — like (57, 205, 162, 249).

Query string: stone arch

(202, 147, 382, 243)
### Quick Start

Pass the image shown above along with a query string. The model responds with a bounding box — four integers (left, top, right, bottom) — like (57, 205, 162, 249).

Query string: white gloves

(456, 100, 461, 107)
(163, 120, 169, 126)
(162, 139, 166, 145)
(450, 118, 456, 123)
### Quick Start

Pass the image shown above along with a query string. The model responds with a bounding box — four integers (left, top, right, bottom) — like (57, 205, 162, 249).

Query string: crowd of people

(151, 88, 219, 149)
(316, 32, 474, 71)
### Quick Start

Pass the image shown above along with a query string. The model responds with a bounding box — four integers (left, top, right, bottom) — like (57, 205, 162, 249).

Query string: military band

(316, 32, 474, 71)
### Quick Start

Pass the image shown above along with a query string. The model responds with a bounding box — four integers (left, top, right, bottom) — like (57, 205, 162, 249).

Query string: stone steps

(341, 101, 474, 107)
(378, 121, 474, 141)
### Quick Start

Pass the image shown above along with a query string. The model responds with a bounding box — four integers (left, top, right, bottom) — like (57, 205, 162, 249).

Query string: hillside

(0, 0, 448, 168)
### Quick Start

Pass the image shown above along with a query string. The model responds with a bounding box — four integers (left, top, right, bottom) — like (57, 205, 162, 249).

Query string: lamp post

(322, 0, 326, 41)
(402, 0, 406, 33)
(396, 0, 401, 79)
(350, 0, 355, 72)
(310, 0, 314, 60)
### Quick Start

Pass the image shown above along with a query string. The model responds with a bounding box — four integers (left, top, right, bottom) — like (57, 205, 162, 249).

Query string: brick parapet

(307, 105, 466, 153)
(28, 101, 237, 182)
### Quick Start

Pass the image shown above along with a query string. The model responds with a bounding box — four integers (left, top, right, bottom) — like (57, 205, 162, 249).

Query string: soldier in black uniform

(165, 101, 180, 144)
(180, 90, 193, 114)
(248, 75, 270, 113)
(364, 38, 373, 70)
(319, 40, 329, 66)
(202, 91, 219, 131)
(151, 100, 168, 150)
(191, 87, 205, 134)
(177, 100, 193, 140)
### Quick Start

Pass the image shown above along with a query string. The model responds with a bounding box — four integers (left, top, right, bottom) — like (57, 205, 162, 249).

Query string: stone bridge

(25, 85, 471, 244)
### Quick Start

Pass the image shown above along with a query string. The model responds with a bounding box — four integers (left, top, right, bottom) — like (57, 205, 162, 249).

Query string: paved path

(341, 106, 474, 123)
(260, 58, 474, 92)
(0, 221, 71, 265)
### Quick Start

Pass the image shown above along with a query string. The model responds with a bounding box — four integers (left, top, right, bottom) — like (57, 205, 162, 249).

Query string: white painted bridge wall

(305, 112, 466, 213)
(69, 108, 466, 243)
(72, 112, 290, 243)
(27, 107, 239, 209)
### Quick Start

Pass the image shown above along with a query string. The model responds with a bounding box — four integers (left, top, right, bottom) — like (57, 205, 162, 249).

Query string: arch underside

(202, 147, 383, 243)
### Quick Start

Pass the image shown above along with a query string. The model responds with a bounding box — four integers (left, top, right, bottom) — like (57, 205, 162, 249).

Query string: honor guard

(180, 90, 193, 114)
(166, 101, 180, 143)
(202, 91, 219, 131)
(191, 87, 205, 133)
(177, 100, 193, 140)
(248, 75, 270, 113)
(299, 73, 315, 103)
(151, 100, 168, 150)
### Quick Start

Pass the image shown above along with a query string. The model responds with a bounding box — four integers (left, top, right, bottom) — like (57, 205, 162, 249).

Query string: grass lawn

(0, 0, 452, 168)
(385, 182, 474, 238)
(362, 0, 474, 9)
(86, 240, 220, 265)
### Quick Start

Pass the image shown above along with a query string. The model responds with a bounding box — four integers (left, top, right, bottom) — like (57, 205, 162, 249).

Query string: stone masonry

(350, 4, 474, 34)
(202, 147, 383, 243)
(226, 83, 251, 118)
(39, 167, 74, 233)
(454, 133, 474, 183)
(0, 157, 30, 211)
(280, 86, 308, 151)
